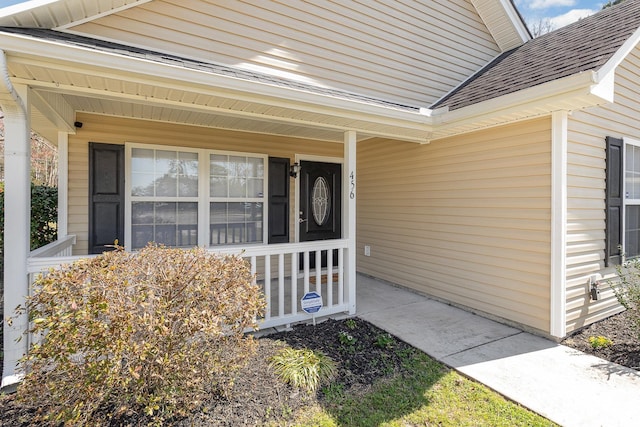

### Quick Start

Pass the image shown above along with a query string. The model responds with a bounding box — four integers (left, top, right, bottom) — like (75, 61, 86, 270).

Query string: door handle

(299, 218, 308, 223)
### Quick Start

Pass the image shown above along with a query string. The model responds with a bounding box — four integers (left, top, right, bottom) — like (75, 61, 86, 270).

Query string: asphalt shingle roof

(432, 0, 640, 111)
(0, 26, 419, 113)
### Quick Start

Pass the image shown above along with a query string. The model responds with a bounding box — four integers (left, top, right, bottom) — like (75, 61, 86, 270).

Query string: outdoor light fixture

(290, 162, 301, 178)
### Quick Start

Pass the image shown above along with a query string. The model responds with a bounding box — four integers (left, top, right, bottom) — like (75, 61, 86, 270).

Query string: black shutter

(89, 143, 125, 254)
(605, 136, 624, 266)
(268, 157, 290, 244)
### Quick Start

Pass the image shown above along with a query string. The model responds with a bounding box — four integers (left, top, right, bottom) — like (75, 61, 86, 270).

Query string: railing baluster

(338, 248, 344, 306)
(303, 251, 310, 295)
(315, 250, 322, 293)
(327, 249, 333, 308)
(250, 256, 257, 277)
(278, 253, 285, 318)
(264, 255, 271, 322)
(291, 252, 298, 315)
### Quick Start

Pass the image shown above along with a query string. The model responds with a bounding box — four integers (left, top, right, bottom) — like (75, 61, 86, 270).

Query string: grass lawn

(266, 320, 556, 427)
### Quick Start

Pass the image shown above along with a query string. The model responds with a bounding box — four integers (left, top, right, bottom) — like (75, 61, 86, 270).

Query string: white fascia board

(430, 71, 602, 135)
(595, 26, 640, 84)
(0, 32, 432, 133)
(0, 0, 60, 18)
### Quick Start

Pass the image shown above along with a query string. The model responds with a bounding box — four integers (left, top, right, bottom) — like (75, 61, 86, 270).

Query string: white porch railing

(26, 238, 352, 330)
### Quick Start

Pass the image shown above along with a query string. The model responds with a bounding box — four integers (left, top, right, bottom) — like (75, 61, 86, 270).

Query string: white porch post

(550, 111, 568, 338)
(57, 131, 68, 238)
(1, 82, 31, 390)
(343, 131, 356, 314)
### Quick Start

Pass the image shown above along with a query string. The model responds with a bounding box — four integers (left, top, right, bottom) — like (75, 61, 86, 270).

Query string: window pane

(155, 202, 177, 224)
(155, 174, 177, 197)
(248, 157, 264, 178)
(210, 176, 228, 197)
(132, 202, 154, 225)
(627, 206, 640, 258)
(210, 154, 228, 176)
(131, 148, 154, 172)
(626, 145, 640, 199)
(178, 152, 199, 197)
(209, 202, 263, 245)
(132, 225, 153, 249)
(131, 173, 155, 196)
(155, 150, 176, 175)
(131, 202, 197, 249)
(248, 178, 264, 198)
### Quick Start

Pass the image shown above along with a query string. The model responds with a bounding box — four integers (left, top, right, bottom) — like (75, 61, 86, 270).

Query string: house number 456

(349, 171, 355, 199)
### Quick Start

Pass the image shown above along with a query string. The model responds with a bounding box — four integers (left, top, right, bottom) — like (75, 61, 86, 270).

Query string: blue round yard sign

(301, 291, 323, 314)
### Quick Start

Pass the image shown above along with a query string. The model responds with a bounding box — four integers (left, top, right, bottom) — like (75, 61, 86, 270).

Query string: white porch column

(1, 82, 31, 390)
(550, 111, 568, 338)
(57, 131, 69, 238)
(343, 131, 356, 314)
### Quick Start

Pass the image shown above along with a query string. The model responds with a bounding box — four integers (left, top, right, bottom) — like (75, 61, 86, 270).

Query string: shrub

(270, 348, 337, 391)
(588, 336, 613, 349)
(0, 183, 58, 275)
(613, 258, 640, 339)
(15, 244, 265, 425)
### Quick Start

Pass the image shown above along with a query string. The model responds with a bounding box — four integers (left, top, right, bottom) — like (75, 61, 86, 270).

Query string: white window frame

(622, 137, 640, 259)
(124, 143, 268, 251)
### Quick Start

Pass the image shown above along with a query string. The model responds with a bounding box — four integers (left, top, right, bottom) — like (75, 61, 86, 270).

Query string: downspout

(0, 48, 30, 391)
(0, 49, 26, 112)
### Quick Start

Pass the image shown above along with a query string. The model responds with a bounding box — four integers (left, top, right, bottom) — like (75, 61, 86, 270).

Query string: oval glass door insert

(312, 176, 331, 226)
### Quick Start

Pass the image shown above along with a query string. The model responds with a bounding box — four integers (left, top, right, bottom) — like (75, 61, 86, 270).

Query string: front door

(299, 160, 341, 268)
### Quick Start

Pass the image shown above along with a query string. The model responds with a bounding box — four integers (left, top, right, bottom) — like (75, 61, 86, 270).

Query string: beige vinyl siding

(357, 118, 552, 333)
(565, 45, 640, 334)
(67, 113, 342, 255)
(68, 0, 501, 108)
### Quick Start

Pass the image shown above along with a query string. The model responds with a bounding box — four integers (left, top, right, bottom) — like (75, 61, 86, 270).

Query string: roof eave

(0, 31, 434, 143)
(429, 71, 610, 141)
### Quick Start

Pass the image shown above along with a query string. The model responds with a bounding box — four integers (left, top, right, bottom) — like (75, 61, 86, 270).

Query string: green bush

(0, 183, 58, 274)
(613, 258, 640, 339)
(15, 244, 265, 425)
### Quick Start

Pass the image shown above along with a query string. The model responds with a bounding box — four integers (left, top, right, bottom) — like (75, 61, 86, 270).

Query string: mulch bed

(561, 310, 640, 370)
(0, 318, 424, 426)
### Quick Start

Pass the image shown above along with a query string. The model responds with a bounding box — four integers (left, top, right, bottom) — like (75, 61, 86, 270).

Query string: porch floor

(354, 274, 640, 427)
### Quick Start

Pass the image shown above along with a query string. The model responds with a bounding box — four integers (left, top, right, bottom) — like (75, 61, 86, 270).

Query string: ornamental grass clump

(270, 348, 337, 391)
(15, 244, 265, 426)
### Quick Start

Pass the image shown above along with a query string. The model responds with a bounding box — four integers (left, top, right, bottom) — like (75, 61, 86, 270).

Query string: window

(209, 154, 264, 245)
(127, 145, 266, 250)
(606, 136, 640, 265)
(625, 141, 640, 258)
(130, 148, 199, 249)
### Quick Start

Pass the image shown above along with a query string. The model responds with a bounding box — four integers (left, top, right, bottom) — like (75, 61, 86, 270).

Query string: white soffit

(0, 0, 151, 28)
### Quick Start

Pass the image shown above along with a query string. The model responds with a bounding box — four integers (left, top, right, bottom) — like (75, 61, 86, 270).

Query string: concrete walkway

(356, 274, 640, 427)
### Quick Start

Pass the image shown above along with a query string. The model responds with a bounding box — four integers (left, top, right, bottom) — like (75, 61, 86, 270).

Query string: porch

(0, 26, 431, 390)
